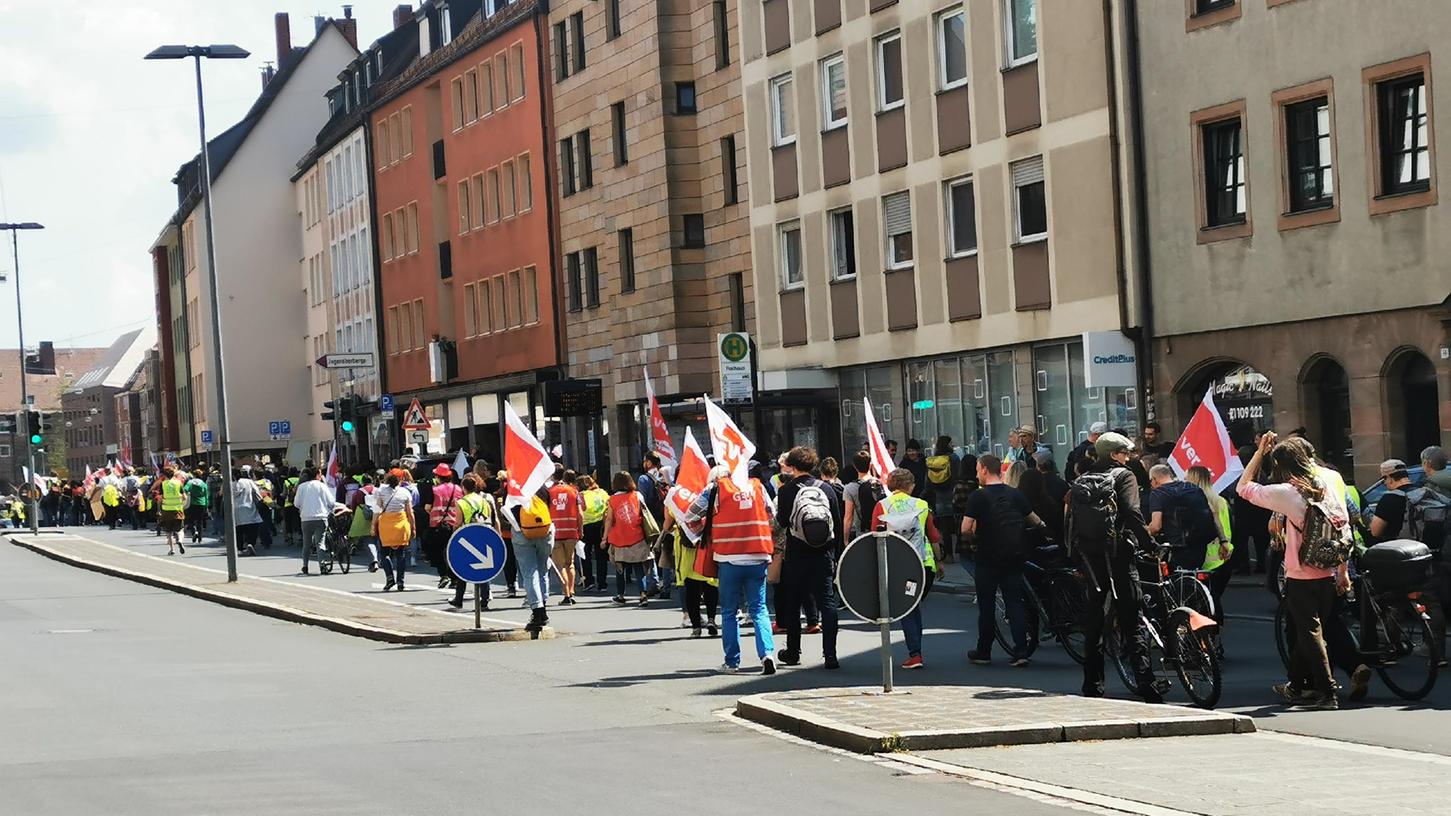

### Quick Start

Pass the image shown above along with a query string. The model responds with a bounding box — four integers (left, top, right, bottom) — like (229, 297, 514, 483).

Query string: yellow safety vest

(102, 484, 120, 507)
(459, 492, 494, 526)
(161, 478, 185, 512)
(880, 491, 934, 569)
(581, 488, 609, 524)
(1204, 496, 1233, 572)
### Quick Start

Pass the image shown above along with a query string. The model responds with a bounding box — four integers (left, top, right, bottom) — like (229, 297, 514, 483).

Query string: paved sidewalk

(7, 532, 548, 644)
(736, 685, 1253, 753)
(912, 730, 1451, 815)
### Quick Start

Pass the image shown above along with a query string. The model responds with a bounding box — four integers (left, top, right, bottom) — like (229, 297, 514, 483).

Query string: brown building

(1136, 0, 1451, 486)
(62, 329, 154, 476)
(0, 343, 104, 485)
(372, 0, 561, 462)
(547, 0, 754, 470)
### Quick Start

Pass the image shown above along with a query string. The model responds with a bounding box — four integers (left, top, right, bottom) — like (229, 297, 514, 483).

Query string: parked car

(1359, 465, 1426, 519)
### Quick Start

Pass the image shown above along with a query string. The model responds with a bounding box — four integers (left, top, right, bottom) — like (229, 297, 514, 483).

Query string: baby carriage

(319, 504, 356, 575)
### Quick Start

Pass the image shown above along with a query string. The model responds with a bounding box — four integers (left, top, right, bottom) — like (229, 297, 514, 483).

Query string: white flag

(503, 401, 553, 510)
(864, 397, 894, 481)
(704, 395, 755, 488)
(452, 448, 470, 478)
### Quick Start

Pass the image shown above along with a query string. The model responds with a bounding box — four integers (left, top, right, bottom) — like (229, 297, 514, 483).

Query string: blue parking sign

(268, 421, 280, 436)
(200, 430, 213, 445)
(379, 394, 395, 412)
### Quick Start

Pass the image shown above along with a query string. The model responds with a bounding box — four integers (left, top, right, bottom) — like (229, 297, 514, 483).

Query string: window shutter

(883, 191, 912, 234)
(1011, 157, 1044, 187)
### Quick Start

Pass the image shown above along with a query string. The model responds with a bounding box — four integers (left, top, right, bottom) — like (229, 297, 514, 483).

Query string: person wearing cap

(232, 465, 266, 557)
(295, 467, 336, 575)
(1066, 422, 1108, 482)
(1071, 431, 1160, 702)
(1369, 460, 1415, 544)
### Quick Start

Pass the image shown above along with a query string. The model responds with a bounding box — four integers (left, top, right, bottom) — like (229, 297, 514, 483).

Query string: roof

(174, 20, 359, 216)
(64, 328, 156, 395)
(368, 0, 538, 112)
(0, 347, 107, 412)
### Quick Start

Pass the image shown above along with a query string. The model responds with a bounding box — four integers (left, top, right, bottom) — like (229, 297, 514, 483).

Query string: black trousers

(1284, 577, 1335, 695)
(779, 551, 839, 659)
(582, 521, 608, 587)
(1081, 549, 1154, 697)
(684, 578, 719, 628)
(503, 537, 518, 589)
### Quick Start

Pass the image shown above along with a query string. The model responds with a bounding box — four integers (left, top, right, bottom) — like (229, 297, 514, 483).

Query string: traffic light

(25, 411, 43, 446)
(321, 399, 338, 422)
(339, 395, 358, 435)
(29, 433, 41, 446)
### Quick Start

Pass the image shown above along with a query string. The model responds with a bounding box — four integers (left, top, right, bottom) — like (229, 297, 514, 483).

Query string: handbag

(639, 493, 661, 540)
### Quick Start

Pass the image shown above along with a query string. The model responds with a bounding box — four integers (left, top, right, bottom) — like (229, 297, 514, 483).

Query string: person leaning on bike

(1069, 432, 1161, 703)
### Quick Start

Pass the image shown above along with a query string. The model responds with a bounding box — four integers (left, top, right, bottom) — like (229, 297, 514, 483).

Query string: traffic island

(735, 686, 1254, 754)
(8, 533, 551, 645)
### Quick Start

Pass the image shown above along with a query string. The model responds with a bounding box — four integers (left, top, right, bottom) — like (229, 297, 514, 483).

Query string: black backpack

(856, 478, 886, 535)
(1068, 469, 1121, 555)
(980, 489, 1028, 565)
(1404, 485, 1451, 554)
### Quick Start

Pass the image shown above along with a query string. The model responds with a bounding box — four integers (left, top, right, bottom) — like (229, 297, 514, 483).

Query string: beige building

(547, 0, 755, 470)
(1137, 0, 1451, 485)
(739, 0, 1144, 458)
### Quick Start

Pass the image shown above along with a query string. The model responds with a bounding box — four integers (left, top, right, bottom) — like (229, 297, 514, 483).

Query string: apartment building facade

(372, 0, 560, 462)
(740, 0, 1143, 459)
(62, 328, 153, 475)
(547, 0, 755, 470)
(152, 13, 356, 460)
(1138, 0, 1451, 485)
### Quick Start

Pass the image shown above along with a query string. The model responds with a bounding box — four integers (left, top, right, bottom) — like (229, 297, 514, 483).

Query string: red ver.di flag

(1168, 389, 1244, 493)
(665, 426, 711, 542)
(864, 397, 894, 481)
(644, 367, 678, 470)
(504, 401, 554, 509)
(704, 395, 755, 488)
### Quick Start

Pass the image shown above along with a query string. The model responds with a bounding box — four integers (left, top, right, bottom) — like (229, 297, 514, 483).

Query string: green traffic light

(29, 434, 41, 445)
(340, 420, 355, 433)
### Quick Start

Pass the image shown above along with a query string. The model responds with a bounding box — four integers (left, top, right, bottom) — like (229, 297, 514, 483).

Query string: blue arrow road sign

(379, 394, 395, 412)
(446, 525, 508, 585)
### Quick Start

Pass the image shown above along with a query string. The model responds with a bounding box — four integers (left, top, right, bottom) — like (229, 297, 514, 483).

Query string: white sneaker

(681, 613, 692, 628)
(717, 663, 741, 674)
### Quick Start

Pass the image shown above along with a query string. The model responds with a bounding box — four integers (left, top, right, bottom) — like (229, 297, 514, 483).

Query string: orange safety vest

(607, 492, 644, 547)
(709, 478, 774, 557)
(549, 484, 582, 540)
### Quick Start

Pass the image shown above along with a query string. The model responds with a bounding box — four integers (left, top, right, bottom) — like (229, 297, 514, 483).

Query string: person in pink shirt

(1237, 432, 1350, 710)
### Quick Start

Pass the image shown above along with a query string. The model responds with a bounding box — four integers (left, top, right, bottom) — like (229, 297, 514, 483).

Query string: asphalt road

(6, 525, 1451, 813)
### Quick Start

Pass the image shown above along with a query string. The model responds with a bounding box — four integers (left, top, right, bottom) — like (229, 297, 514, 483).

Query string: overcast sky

(0, 1, 396, 352)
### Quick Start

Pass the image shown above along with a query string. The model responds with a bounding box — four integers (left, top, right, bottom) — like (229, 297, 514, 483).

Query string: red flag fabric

(664, 427, 710, 542)
(324, 445, 341, 489)
(704, 395, 754, 488)
(644, 369, 678, 470)
(1168, 389, 1245, 493)
(504, 401, 553, 509)
(83, 465, 93, 488)
(864, 397, 894, 481)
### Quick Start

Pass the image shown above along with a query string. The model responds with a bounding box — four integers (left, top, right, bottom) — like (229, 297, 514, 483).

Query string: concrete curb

(735, 687, 1255, 754)
(9, 534, 551, 645)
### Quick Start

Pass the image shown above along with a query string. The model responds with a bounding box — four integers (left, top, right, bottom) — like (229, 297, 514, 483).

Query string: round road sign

(835, 532, 927, 624)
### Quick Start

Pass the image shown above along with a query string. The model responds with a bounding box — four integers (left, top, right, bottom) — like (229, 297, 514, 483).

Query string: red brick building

(370, 0, 559, 461)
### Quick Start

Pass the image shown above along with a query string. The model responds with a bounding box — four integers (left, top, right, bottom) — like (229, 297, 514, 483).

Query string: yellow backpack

(519, 494, 553, 539)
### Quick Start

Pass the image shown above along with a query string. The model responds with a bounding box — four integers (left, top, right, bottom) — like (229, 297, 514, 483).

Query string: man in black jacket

(1072, 432, 1160, 702)
(774, 446, 843, 670)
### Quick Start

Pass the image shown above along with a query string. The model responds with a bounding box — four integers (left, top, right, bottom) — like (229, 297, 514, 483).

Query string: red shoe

(771, 623, 786, 636)
(804, 624, 822, 635)
(901, 655, 924, 670)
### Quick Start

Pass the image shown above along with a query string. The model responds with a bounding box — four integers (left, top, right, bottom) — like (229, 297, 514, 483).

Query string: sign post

(445, 525, 509, 630)
(717, 332, 753, 405)
(836, 531, 926, 693)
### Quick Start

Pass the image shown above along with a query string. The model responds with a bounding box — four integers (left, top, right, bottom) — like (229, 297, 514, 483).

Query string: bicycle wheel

(1103, 615, 1138, 693)
(1171, 611, 1222, 709)
(993, 578, 1039, 658)
(1376, 598, 1441, 701)
(1047, 574, 1088, 665)
(1167, 574, 1214, 619)
(319, 546, 333, 575)
(338, 538, 352, 574)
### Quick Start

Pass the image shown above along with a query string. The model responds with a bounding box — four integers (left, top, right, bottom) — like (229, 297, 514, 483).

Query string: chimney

(314, 15, 326, 36)
(393, 4, 412, 30)
(260, 62, 276, 90)
(337, 5, 359, 49)
(274, 13, 292, 69)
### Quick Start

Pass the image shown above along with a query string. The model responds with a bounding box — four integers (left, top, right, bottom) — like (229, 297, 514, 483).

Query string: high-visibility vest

(459, 492, 495, 527)
(102, 484, 120, 507)
(581, 488, 608, 524)
(161, 478, 185, 512)
(1204, 496, 1233, 572)
(549, 484, 582, 540)
(607, 492, 645, 546)
(879, 491, 934, 569)
(709, 478, 774, 557)
(283, 477, 299, 507)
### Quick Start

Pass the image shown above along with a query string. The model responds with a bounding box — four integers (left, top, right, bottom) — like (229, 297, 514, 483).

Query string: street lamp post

(146, 44, 249, 581)
(0, 222, 44, 534)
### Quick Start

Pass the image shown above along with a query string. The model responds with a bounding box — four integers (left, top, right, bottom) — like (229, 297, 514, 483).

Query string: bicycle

(317, 512, 356, 575)
(992, 544, 1089, 664)
(1103, 544, 1222, 709)
(1274, 548, 1440, 701)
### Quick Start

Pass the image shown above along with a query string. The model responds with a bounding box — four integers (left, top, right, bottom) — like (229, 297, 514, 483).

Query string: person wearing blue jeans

(717, 560, 774, 671)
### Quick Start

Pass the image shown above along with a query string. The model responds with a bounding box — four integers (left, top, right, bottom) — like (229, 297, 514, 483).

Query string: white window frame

(820, 54, 848, 130)
(882, 191, 913, 270)
(945, 175, 978, 258)
(875, 31, 905, 113)
(828, 206, 856, 281)
(778, 221, 804, 290)
(935, 7, 968, 91)
(1004, 0, 1037, 68)
(1011, 156, 1048, 244)
(769, 73, 796, 147)
(440, 5, 454, 46)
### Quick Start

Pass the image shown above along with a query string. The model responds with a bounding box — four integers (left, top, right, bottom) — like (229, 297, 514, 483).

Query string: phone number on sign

(1225, 405, 1265, 421)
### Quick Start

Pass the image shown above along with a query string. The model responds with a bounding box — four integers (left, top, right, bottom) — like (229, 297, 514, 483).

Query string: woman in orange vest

(603, 470, 656, 607)
(548, 469, 583, 606)
(706, 467, 777, 675)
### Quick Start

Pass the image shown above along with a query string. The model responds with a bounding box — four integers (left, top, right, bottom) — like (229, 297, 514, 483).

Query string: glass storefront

(839, 338, 1139, 461)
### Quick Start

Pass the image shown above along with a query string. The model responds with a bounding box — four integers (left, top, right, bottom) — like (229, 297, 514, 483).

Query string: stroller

(319, 504, 356, 575)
